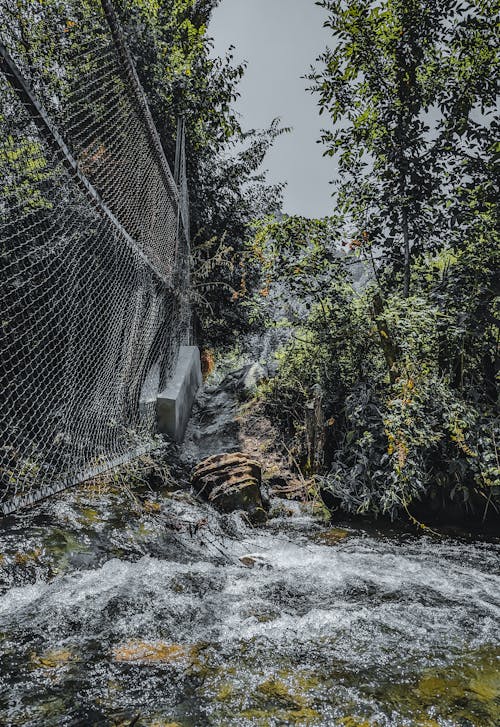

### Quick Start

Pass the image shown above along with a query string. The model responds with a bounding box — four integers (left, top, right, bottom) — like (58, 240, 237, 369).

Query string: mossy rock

(257, 677, 304, 708)
(215, 682, 236, 702)
(239, 706, 321, 725)
(313, 528, 350, 545)
(112, 641, 190, 665)
(385, 646, 500, 726)
(43, 529, 88, 558)
(14, 547, 42, 565)
(337, 718, 371, 727)
(30, 648, 74, 670)
(78, 507, 101, 525)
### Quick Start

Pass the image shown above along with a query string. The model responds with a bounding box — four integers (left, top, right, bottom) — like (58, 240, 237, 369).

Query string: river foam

(0, 495, 499, 726)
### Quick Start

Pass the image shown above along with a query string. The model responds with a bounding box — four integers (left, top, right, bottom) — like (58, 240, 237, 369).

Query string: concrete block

(156, 346, 202, 442)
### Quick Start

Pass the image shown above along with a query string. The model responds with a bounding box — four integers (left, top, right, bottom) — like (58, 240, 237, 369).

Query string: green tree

(308, 0, 498, 298)
(0, 0, 286, 343)
(116, 0, 287, 341)
(250, 212, 499, 524)
(248, 0, 499, 523)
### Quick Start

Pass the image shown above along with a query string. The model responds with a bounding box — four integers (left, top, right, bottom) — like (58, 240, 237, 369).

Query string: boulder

(216, 363, 268, 399)
(239, 362, 267, 399)
(191, 452, 267, 524)
(239, 553, 272, 568)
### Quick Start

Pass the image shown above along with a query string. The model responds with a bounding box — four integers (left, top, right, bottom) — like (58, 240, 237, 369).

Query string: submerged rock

(112, 641, 189, 665)
(313, 528, 350, 545)
(239, 553, 272, 568)
(30, 649, 74, 671)
(191, 452, 268, 524)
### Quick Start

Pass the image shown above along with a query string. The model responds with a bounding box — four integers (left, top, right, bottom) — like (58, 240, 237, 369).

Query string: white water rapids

(0, 490, 499, 726)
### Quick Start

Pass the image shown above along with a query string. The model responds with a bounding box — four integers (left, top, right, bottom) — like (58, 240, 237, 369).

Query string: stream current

(0, 479, 499, 727)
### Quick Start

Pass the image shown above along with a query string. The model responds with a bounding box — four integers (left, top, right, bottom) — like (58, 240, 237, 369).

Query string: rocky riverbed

(0, 363, 499, 726)
(1, 464, 499, 726)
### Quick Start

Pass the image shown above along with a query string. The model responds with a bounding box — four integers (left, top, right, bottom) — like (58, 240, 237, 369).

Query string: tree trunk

(399, 167, 411, 298)
(402, 205, 410, 298)
(372, 293, 400, 384)
(305, 385, 325, 473)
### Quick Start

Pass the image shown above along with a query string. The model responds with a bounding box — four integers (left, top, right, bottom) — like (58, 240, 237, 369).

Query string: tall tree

(0, 0, 286, 342)
(308, 0, 498, 297)
(117, 0, 286, 339)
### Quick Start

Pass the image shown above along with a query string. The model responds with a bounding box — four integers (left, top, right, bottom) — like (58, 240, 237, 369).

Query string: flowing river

(0, 476, 499, 727)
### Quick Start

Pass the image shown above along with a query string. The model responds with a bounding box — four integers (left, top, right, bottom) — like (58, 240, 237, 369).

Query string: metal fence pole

(100, 0, 179, 206)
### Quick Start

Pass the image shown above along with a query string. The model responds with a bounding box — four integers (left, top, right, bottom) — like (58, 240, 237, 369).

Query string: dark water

(0, 478, 499, 727)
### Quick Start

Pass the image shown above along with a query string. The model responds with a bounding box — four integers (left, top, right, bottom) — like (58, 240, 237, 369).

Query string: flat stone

(191, 452, 267, 523)
(239, 554, 272, 568)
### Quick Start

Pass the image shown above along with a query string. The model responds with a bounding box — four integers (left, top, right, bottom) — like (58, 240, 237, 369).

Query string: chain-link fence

(0, 0, 190, 514)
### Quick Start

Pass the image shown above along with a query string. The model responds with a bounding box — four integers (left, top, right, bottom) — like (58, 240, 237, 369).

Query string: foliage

(242, 0, 499, 525)
(0, 135, 53, 212)
(0, 0, 285, 346)
(250, 212, 499, 522)
(189, 233, 237, 339)
(116, 0, 287, 343)
(307, 0, 498, 297)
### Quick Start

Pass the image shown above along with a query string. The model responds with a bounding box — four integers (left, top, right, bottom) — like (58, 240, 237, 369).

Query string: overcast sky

(209, 0, 335, 219)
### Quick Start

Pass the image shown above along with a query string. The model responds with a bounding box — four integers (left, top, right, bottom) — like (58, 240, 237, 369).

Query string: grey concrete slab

(156, 346, 202, 442)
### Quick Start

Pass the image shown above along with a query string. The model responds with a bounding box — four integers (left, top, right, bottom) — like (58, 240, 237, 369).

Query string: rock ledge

(191, 452, 267, 523)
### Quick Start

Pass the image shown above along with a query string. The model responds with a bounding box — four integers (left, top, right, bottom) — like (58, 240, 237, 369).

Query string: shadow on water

(0, 473, 499, 726)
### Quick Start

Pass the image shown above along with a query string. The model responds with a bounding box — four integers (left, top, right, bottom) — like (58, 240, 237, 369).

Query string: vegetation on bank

(249, 214, 498, 523)
(244, 0, 499, 523)
(122, 0, 498, 524)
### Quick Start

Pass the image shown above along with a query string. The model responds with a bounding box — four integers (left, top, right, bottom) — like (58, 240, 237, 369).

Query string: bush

(250, 216, 499, 524)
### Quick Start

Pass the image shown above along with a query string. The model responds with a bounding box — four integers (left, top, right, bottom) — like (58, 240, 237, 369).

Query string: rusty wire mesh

(0, 0, 190, 513)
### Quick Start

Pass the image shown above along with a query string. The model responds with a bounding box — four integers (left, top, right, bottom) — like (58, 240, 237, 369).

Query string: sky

(209, 0, 335, 219)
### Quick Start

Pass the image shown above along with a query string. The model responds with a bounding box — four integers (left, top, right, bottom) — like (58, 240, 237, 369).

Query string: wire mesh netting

(0, 0, 191, 514)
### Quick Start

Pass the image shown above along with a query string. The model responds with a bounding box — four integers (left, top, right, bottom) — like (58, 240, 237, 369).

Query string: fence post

(100, 0, 179, 205)
(174, 116, 183, 187)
